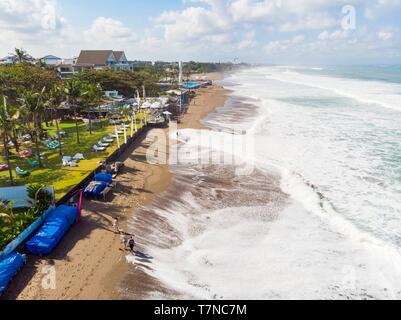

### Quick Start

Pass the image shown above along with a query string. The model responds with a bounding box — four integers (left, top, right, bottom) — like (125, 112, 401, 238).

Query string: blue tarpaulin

(84, 181, 108, 198)
(95, 173, 113, 184)
(25, 205, 78, 256)
(181, 81, 203, 89)
(0, 252, 25, 295)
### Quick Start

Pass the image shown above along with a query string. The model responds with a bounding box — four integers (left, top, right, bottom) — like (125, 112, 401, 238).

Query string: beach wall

(56, 125, 149, 206)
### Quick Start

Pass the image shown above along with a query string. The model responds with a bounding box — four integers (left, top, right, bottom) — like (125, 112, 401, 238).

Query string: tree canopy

(0, 63, 60, 104)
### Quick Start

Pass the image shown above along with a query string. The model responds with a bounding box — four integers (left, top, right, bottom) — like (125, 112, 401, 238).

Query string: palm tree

(19, 88, 46, 168)
(45, 85, 64, 155)
(81, 83, 103, 135)
(14, 48, 30, 64)
(64, 80, 84, 144)
(0, 96, 19, 185)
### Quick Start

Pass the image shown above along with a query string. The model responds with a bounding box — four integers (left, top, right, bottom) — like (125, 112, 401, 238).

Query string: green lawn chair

(15, 167, 30, 177)
(27, 159, 39, 167)
(46, 140, 60, 150)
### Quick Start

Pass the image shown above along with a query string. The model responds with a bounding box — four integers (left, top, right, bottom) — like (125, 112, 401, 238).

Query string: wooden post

(115, 127, 120, 149)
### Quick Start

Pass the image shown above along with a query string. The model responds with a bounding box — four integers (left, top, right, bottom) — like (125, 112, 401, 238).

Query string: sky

(0, 0, 400, 65)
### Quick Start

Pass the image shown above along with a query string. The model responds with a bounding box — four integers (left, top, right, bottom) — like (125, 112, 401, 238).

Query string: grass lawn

(0, 114, 147, 201)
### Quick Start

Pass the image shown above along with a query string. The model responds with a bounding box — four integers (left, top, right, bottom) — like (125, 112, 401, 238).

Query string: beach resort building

(0, 55, 16, 65)
(57, 64, 77, 79)
(75, 50, 131, 72)
(0, 54, 36, 65)
(39, 55, 63, 66)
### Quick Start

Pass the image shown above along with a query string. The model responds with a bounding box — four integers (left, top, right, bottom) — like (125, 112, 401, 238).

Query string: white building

(39, 55, 62, 65)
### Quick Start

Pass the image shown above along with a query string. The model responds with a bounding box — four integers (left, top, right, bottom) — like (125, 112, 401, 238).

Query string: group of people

(112, 218, 136, 253)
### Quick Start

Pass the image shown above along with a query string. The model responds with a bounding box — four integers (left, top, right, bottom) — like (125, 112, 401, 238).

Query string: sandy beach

(3, 73, 226, 300)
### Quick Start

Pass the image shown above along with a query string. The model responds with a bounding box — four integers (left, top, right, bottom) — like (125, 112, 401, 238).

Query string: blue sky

(0, 0, 400, 65)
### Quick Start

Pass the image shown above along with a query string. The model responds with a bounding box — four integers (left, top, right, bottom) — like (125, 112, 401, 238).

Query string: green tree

(14, 48, 30, 64)
(81, 83, 104, 135)
(45, 85, 64, 155)
(19, 88, 46, 168)
(0, 96, 20, 185)
(64, 80, 84, 144)
(0, 63, 60, 104)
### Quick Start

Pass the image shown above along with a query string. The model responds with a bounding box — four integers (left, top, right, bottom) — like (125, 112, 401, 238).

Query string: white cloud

(318, 29, 351, 41)
(156, 0, 359, 48)
(237, 31, 257, 49)
(365, 0, 401, 18)
(156, 6, 231, 44)
(0, 0, 63, 32)
(85, 17, 133, 40)
(378, 31, 394, 41)
(0, 0, 400, 64)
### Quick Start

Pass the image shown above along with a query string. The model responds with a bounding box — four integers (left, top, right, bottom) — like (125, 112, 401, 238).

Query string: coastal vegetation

(0, 49, 151, 198)
(0, 185, 52, 251)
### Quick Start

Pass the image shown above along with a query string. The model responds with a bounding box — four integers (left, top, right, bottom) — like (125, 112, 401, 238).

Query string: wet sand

(119, 91, 288, 300)
(3, 73, 226, 300)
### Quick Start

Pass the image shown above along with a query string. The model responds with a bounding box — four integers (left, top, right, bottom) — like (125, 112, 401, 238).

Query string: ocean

(125, 66, 401, 300)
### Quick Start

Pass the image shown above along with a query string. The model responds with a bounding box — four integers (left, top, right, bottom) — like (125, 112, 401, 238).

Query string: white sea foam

(139, 67, 401, 300)
(265, 68, 401, 112)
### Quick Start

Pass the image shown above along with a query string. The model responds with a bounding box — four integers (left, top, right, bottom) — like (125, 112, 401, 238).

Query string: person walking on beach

(112, 218, 120, 234)
(128, 237, 136, 253)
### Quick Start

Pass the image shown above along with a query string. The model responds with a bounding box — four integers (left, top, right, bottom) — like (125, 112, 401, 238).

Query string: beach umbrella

(150, 101, 163, 109)
(141, 101, 151, 109)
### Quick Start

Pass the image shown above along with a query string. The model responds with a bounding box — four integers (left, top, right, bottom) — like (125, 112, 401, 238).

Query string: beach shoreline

(3, 73, 226, 300)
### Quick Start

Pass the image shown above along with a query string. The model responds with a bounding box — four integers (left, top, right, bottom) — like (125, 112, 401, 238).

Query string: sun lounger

(47, 141, 60, 150)
(97, 142, 110, 147)
(63, 160, 77, 167)
(19, 149, 32, 159)
(27, 159, 39, 167)
(102, 137, 114, 143)
(108, 133, 118, 138)
(93, 145, 106, 152)
(73, 153, 85, 161)
(15, 167, 30, 177)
